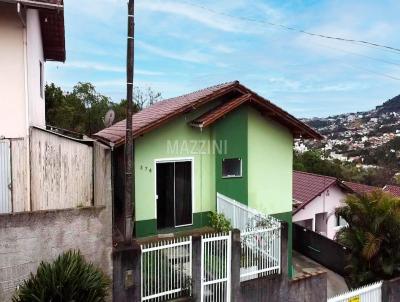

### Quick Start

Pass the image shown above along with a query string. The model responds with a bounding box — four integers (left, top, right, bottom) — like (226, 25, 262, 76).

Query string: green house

(94, 81, 321, 271)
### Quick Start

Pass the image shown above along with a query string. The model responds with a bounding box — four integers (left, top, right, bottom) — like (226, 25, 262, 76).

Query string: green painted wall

(214, 106, 248, 204)
(134, 104, 219, 235)
(135, 211, 212, 237)
(247, 107, 293, 215)
(273, 211, 293, 278)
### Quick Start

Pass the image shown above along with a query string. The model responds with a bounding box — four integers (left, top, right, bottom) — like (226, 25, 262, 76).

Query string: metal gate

(0, 140, 12, 213)
(201, 232, 231, 302)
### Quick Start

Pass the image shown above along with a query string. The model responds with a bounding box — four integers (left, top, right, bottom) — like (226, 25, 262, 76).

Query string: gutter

(3, 0, 63, 10)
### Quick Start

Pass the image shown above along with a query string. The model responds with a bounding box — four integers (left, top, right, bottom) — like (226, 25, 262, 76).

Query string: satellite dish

(103, 109, 115, 127)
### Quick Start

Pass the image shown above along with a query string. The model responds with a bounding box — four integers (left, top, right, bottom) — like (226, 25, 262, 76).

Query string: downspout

(18, 2, 32, 211)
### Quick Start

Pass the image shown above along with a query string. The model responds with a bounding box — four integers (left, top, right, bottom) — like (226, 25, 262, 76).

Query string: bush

(209, 212, 232, 232)
(13, 250, 110, 302)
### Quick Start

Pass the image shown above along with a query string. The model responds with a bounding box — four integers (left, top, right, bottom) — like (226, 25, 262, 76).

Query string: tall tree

(336, 191, 400, 287)
(44, 82, 161, 136)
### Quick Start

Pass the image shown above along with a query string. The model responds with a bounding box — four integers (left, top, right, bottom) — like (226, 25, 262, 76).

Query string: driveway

(292, 250, 348, 298)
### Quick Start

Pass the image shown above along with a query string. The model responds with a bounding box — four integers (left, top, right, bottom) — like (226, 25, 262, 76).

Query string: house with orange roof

(94, 81, 322, 273)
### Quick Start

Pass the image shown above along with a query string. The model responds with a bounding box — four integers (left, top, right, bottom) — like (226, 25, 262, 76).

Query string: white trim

(154, 157, 195, 228)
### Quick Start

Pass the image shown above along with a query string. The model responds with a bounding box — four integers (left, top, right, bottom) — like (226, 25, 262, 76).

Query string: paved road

(292, 250, 348, 298)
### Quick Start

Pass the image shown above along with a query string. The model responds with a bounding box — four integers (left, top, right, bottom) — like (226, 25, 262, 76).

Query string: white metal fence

(201, 232, 231, 302)
(217, 193, 282, 281)
(141, 237, 192, 302)
(240, 226, 281, 281)
(327, 281, 382, 302)
(217, 193, 281, 231)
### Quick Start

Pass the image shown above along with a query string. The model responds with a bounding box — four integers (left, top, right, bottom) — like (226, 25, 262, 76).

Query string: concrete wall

(0, 3, 27, 138)
(382, 277, 400, 302)
(0, 143, 113, 301)
(26, 8, 45, 128)
(293, 184, 347, 239)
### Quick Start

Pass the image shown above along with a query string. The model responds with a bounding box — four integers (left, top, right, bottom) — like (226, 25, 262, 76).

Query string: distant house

(342, 181, 378, 195)
(292, 171, 350, 239)
(383, 184, 400, 197)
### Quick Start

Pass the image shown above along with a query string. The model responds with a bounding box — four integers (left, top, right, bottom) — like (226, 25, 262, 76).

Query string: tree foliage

(45, 82, 161, 136)
(336, 191, 400, 287)
(294, 150, 396, 186)
(13, 250, 109, 302)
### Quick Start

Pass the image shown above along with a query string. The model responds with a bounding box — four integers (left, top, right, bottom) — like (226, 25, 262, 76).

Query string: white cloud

(137, 40, 212, 64)
(137, 0, 258, 34)
(60, 61, 165, 76)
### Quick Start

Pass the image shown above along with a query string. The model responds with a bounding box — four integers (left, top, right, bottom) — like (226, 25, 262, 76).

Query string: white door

(0, 140, 12, 213)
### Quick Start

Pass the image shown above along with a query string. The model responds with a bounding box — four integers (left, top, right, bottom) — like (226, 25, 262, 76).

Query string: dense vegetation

(45, 82, 161, 136)
(336, 191, 400, 287)
(294, 150, 397, 186)
(13, 250, 109, 302)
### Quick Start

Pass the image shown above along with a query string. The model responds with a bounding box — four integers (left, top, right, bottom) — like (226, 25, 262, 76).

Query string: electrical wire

(181, 0, 400, 54)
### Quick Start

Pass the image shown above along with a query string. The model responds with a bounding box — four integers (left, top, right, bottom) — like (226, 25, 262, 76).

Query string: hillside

(377, 94, 400, 113)
(298, 93, 400, 170)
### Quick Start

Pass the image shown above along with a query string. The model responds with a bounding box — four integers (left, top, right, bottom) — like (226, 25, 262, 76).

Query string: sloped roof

(383, 185, 400, 197)
(2, 0, 66, 61)
(190, 93, 252, 128)
(293, 171, 338, 214)
(94, 81, 323, 145)
(342, 181, 378, 195)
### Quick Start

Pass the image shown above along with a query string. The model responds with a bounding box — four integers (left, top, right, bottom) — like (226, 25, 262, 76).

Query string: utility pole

(124, 0, 134, 244)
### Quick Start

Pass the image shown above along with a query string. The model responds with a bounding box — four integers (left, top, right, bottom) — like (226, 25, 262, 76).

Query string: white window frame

(222, 157, 242, 178)
(154, 157, 195, 228)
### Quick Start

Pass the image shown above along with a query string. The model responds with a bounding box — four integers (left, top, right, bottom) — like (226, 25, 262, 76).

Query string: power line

(310, 41, 400, 67)
(343, 63, 400, 81)
(181, 0, 400, 54)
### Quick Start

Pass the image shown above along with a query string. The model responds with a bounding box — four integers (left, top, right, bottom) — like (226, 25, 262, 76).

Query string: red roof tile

(342, 181, 378, 195)
(94, 81, 322, 145)
(293, 171, 338, 214)
(383, 185, 400, 197)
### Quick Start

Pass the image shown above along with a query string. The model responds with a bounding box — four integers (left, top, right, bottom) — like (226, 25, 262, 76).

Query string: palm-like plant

(13, 250, 109, 302)
(336, 190, 400, 287)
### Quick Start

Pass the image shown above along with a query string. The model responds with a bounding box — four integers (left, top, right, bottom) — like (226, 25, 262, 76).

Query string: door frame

(154, 157, 195, 228)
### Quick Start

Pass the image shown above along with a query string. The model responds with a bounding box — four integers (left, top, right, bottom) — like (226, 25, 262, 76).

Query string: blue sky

(47, 0, 400, 118)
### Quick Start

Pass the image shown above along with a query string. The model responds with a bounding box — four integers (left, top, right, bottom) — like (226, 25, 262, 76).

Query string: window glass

(222, 158, 242, 177)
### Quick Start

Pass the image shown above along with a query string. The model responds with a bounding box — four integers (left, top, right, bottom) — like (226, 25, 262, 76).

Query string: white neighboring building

(292, 171, 349, 239)
(0, 0, 65, 212)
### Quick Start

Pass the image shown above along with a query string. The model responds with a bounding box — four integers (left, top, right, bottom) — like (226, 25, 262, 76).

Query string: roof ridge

(161, 80, 239, 103)
(293, 170, 337, 180)
(342, 180, 378, 188)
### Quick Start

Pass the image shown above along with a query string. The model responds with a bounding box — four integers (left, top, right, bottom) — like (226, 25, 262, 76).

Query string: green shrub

(13, 250, 110, 302)
(209, 212, 232, 232)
